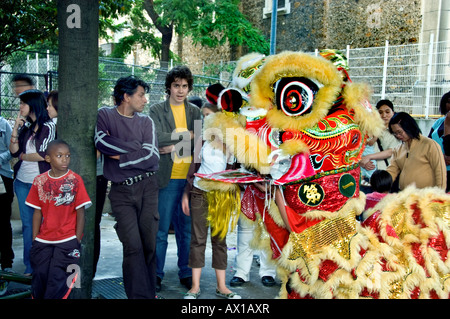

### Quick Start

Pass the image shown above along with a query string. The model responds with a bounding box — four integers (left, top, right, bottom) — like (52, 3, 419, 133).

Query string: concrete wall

(417, 117, 438, 136)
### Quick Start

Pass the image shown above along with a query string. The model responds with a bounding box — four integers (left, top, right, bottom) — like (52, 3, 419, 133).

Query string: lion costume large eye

(274, 77, 322, 117)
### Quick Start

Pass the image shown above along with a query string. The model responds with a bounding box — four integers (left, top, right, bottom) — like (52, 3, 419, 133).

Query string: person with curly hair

(149, 66, 201, 292)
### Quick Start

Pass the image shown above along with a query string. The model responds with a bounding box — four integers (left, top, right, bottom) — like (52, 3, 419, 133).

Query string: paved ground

(6, 214, 281, 300)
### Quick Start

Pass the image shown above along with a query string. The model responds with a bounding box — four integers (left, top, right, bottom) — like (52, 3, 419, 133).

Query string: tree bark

(57, 0, 98, 299)
(142, 0, 173, 69)
(142, 0, 173, 104)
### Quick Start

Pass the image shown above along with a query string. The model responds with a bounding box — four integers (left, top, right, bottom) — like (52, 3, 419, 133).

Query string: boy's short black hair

(165, 66, 193, 95)
(369, 170, 393, 193)
(113, 76, 149, 106)
(188, 96, 203, 108)
(12, 74, 35, 86)
(202, 102, 219, 113)
(46, 139, 70, 155)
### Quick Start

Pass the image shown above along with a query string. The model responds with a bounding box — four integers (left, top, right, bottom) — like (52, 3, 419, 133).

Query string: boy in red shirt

(26, 139, 91, 299)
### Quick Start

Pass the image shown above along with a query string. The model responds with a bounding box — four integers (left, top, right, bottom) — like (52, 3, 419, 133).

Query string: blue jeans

(156, 179, 191, 280)
(14, 179, 34, 274)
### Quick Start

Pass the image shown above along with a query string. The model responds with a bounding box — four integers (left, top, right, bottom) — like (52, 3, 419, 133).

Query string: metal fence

(1, 37, 449, 121)
(321, 37, 450, 118)
(0, 51, 232, 120)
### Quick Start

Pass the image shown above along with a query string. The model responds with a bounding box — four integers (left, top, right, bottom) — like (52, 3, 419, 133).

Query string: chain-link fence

(324, 38, 450, 118)
(0, 51, 234, 121)
(2, 38, 449, 121)
(94, 57, 235, 112)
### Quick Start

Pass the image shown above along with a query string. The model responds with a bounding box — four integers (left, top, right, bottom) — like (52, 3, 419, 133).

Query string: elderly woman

(386, 112, 446, 191)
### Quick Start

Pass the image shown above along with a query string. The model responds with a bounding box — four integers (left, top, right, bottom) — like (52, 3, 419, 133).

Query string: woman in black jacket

(9, 89, 56, 275)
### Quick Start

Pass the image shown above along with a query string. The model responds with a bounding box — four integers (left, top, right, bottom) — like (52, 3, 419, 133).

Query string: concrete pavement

(7, 215, 281, 299)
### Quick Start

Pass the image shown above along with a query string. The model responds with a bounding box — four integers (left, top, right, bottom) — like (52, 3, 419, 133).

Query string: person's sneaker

(184, 288, 201, 299)
(229, 276, 245, 287)
(0, 268, 14, 296)
(261, 276, 276, 287)
(216, 289, 241, 299)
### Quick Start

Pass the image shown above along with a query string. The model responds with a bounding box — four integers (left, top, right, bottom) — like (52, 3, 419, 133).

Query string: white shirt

(16, 136, 40, 184)
(193, 141, 235, 191)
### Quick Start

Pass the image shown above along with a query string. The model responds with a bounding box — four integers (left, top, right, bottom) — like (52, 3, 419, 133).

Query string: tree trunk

(57, 0, 98, 299)
(143, 0, 173, 104)
(148, 27, 173, 105)
(142, 0, 173, 69)
(160, 27, 173, 69)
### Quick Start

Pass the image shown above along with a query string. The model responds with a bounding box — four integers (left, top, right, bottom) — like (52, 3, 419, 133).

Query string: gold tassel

(206, 188, 241, 240)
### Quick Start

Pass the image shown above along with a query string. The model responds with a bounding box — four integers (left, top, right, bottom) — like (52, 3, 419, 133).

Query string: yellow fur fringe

(205, 187, 241, 240)
(203, 112, 272, 174)
(242, 186, 450, 299)
(341, 82, 384, 137)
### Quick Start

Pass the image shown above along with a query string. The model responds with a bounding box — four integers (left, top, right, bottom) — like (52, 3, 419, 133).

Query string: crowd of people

(0, 69, 449, 299)
(359, 95, 448, 210)
(0, 69, 276, 299)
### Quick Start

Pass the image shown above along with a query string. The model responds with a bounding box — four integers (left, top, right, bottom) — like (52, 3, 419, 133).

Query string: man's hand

(159, 145, 175, 154)
(181, 193, 190, 216)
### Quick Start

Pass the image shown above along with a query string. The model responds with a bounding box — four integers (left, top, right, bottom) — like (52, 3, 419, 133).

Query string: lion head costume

(197, 51, 450, 299)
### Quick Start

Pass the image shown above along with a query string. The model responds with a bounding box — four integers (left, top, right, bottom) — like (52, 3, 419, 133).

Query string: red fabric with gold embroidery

(283, 168, 360, 214)
(241, 185, 290, 259)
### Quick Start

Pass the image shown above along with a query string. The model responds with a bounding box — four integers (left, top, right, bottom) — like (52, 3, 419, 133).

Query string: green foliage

(188, 0, 270, 55)
(0, 0, 58, 67)
(99, 0, 139, 40)
(109, 0, 270, 59)
(0, 0, 269, 67)
(202, 61, 236, 79)
(0, 0, 138, 66)
(108, 1, 164, 60)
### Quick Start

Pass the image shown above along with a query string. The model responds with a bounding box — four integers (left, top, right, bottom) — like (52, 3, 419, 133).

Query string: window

(263, 0, 291, 18)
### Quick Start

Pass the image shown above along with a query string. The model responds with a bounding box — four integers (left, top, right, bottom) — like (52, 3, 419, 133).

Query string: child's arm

(32, 209, 42, 241)
(76, 207, 85, 243)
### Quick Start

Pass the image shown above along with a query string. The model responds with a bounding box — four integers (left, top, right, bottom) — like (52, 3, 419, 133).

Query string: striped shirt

(95, 106, 159, 183)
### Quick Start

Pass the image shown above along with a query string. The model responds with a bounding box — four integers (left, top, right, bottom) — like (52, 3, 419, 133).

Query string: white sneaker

(216, 289, 242, 299)
(184, 289, 201, 299)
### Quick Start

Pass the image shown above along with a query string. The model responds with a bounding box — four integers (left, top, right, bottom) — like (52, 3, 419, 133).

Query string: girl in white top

(181, 103, 241, 299)
(360, 100, 400, 185)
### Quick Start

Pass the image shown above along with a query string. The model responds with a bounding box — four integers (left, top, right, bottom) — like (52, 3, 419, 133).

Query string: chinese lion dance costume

(197, 50, 450, 299)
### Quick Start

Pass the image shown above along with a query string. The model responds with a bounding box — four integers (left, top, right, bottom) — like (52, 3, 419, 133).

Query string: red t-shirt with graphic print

(26, 170, 92, 243)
